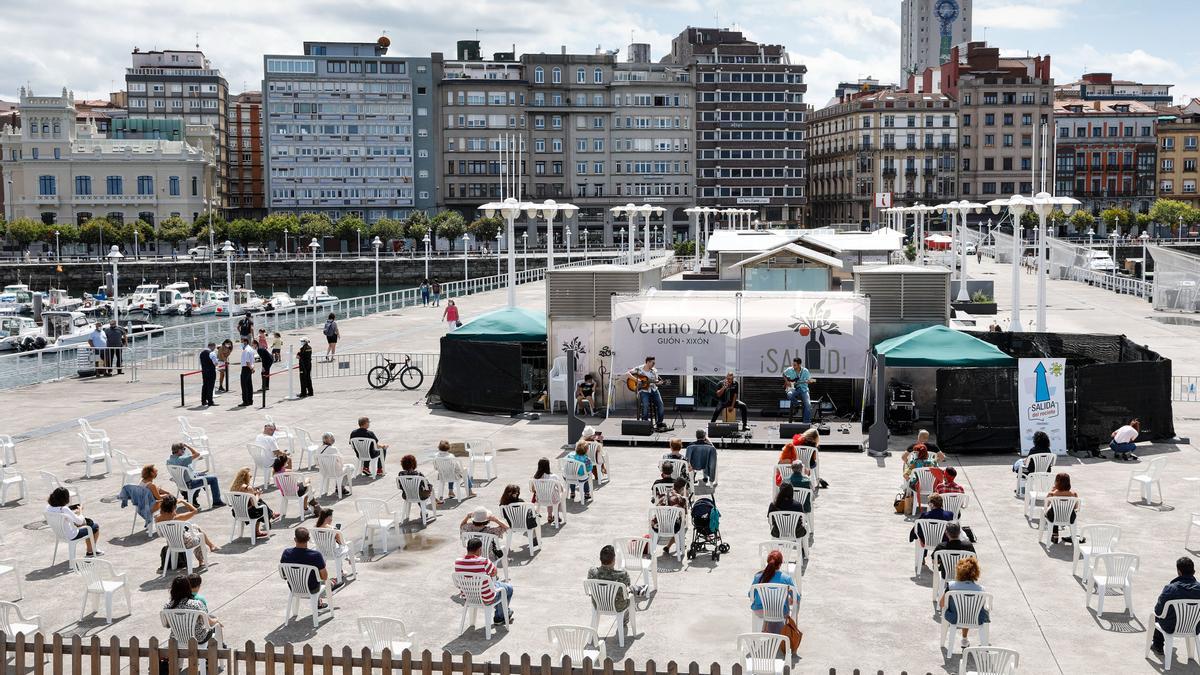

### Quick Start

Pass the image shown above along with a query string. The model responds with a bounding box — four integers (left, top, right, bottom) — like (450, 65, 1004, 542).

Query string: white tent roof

(800, 228, 906, 252)
(706, 229, 803, 253)
(728, 243, 844, 270)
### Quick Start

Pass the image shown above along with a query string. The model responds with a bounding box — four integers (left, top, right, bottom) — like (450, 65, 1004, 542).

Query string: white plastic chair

(158, 521, 202, 576)
(1039, 496, 1080, 545)
(313, 526, 357, 583)
(959, 646, 1020, 675)
(502, 502, 541, 556)
(0, 466, 26, 504)
(433, 456, 471, 501)
(932, 550, 975, 605)
(913, 519, 950, 577)
(548, 356, 569, 412)
(162, 608, 224, 655)
(1015, 453, 1056, 496)
(663, 458, 691, 484)
(75, 558, 131, 624)
(461, 531, 510, 581)
(280, 562, 331, 627)
(78, 418, 110, 445)
(292, 427, 320, 471)
(584, 578, 637, 647)
(1072, 524, 1121, 583)
(398, 475, 437, 526)
(940, 493, 969, 521)
(1146, 599, 1200, 670)
(548, 625, 606, 663)
(647, 505, 687, 563)
(166, 463, 212, 508)
(78, 432, 111, 478)
(452, 571, 510, 639)
(737, 633, 788, 675)
(111, 449, 141, 489)
(46, 510, 93, 567)
(247, 443, 276, 490)
(1127, 457, 1166, 504)
(274, 472, 309, 520)
(911, 467, 937, 515)
(767, 511, 810, 562)
(798, 445, 820, 491)
(771, 464, 794, 500)
(357, 498, 402, 554)
(358, 616, 414, 654)
(939, 590, 992, 656)
(348, 437, 381, 476)
(1088, 552, 1137, 615)
(0, 601, 42, 636)
(39, 470, 81, 505)
(562, 457, 593, 503)
(651, 482, 674, 502)
(178, 417, 214, 474)
(585, 441, 610, 485)
(532, 476, 567, 525)
(465, 439, 496, 481)
(1023, 472, 1054, 521)
(317, 452, 355, 497)
(748, 582, 798, 633)
(614, 536, 658, 593)
(758, 540, 805, 580)
(0, 556, 22, 600)
(0, 434, 16, 466)
(228, 491, 268, 545)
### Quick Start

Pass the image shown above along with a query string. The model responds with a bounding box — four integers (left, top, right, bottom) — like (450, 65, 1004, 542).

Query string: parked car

(965, 243, 977, 255)
(187, 246, 211, 259)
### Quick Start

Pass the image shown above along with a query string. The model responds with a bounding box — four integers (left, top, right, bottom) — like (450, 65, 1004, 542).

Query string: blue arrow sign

(1034, 362, 1051, 402)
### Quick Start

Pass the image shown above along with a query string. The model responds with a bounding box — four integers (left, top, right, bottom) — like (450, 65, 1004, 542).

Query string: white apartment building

(0, 88, 216, 227)
(901, 0, 972, 84)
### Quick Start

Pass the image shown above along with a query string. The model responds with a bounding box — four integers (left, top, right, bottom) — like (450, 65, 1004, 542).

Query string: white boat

(79, 298, 113, 318)
(0, 283, 30, 304)
(123, 283, 161, 315)
(299, 285, 339, 305)
(192, 289, 228, 316)
(0, 316, 40, 351)
(265, 292, 297, 311)
(155, 288, 192, 315)
(215, 288, 265, 317)
(164, 282, 193, 301)
(45, 288, 84, 312)
(1086, 251, 1117, 273)
(40, 311, 95, 348)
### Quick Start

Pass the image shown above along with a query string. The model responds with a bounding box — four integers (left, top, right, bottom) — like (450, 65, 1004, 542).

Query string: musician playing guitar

(782, 356, 816, 424)
(710, 371, 749, 431)
(627, 356, 667, 430)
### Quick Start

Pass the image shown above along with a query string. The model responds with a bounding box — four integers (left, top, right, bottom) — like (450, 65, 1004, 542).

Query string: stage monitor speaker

(674, 396, 695, 412)
(709, 422, 739, 438)
(622, 420, 655, 436)
(779, 423, 812, 439)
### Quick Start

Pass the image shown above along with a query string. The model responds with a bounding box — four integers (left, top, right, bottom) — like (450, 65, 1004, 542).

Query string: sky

(1, 0, 1198, 108)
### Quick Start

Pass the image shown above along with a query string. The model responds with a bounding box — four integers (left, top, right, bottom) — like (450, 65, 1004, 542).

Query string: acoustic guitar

(626, 372, 667, 392)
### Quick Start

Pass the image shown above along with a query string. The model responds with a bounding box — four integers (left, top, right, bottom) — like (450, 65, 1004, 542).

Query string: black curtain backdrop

(429, 338, 524, 415)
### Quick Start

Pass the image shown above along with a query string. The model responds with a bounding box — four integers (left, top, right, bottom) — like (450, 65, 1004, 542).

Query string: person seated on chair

(903, 443, 943, 495)
(749, 550, 798, 644)
(161, 575, 221, 642)
(685, 429, 718, 485)
(255, 423, 291, 469)
(903, 429, 942, 462)
(166, 443, 226, 508)
(627, 356, 666, 430)
(939, 557, 989, 648)
(313, 508, 352, 584)
(350, 416, 388, 477)
(782, 357, 815, 423)
(1012, 431, 1054, 480)
(932, 523, 976, 579)
(461, 507, 508, 557)
(651, 462, 675, 502)
(434, 439, 474, 503)
(934, 466, 965, 494)
(567, 441, 594, 501)
(499, 484, 540, 547)
(230, 467, 277, 538)
(1109, 418, 1141, 461)
(767, 483, 808, 539)
(786, 461, 813, 513)
(588, 545, 634, 618)
(580, 426, 606, 481)
(1045, 472, 1080, 544)
(779, 429, 826, 488)
(45, 486, 102, 557)
(280, 526, 334, 606)
(531, 458, 567, 528)
(650, 484, 687, 557)
(454, 537, 513, 625)
(273, 455, 320, 518)
(188, 573, 210, 611)
(1150, 557, 1200, 657)
(155, 495, 218, 568)
(140, 464, 170, 513)
(396, 454, 433, 502)
(316, 433, 354, 498)
(661, 438, 691, 483)
(575, 374, 597, 415)
(909, 494, 955, 554)
(709, 371, 749, 431)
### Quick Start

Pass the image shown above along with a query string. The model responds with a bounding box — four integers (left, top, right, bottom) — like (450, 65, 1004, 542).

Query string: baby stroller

(687, 496, 729, 561)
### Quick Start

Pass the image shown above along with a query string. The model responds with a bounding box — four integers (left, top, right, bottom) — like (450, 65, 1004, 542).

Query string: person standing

(103, 319, 126, 376)
(257, 343, 274, 392)
(298, 338, 314, 398)
(431, 280, 442, 307)
(199, 342, 217, 407)
(88, 322, 108, 378)
(216, 339, 233, 392)
(239, 337, 256, 406)
(322, 313, 339, 362)
(442, 300, 460, 331)
(782, 357, 816, 424)
(237, 314, 254, 343)
(420, 279, 430, 306)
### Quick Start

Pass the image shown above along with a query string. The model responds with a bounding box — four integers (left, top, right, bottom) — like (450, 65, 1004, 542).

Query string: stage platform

(588, 412, 865, 451)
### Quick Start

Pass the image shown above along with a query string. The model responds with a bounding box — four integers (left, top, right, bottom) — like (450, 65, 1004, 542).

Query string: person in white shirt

(45, 487, 102, 556)
(316, 432, 355, 497)
(1109, 418, 1141, 461)
(88, 323, 108, 378)
(239, 337, 256, 406)
(256, 423, 291, 469)
(433, 439, 474, 503)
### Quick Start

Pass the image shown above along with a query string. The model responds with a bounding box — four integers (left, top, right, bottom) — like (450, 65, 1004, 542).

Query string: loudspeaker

(708, 422, 739, 438)
(622, 419, 655, 436)
(779, 423, 812, 439)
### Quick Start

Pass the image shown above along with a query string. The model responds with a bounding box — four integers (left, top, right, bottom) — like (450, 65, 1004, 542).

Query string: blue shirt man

(782, 357, 815, 423)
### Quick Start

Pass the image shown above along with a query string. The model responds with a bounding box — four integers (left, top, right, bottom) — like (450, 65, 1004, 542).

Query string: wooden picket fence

(1, 633, 935, 675)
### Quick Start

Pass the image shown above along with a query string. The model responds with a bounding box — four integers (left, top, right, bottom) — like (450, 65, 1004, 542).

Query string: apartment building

(809, 90, 958, 227)
(229, 91, 265, 219)
(124, 49, 229, 210)
(1053, 99, 1157, 226)
(0, 88, 215, 226)
(263, 38, 437, 225)
(1056, 73, 1173, 104)
(1156, 111, 1200, 211)
(667, 27, 808, 225)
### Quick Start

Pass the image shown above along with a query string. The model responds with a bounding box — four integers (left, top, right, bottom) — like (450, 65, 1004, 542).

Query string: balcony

(882, 142, 896, 150)
(882, 167, 897, 177)
(904, 167, 918, 176)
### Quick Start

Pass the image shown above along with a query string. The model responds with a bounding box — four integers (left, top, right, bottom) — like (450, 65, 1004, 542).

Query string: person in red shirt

(935, 466, 965, 494)
(442, 300, 461, 331)
(454, 537, 513, 624)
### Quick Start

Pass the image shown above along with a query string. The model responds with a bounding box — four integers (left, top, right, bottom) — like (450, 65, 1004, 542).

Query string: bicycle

(367, 355, 424, 390)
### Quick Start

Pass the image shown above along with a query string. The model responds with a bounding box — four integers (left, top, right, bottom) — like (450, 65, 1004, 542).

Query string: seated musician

(709, 371, 749, 431)
(782, 357, 816, 424)
(627, 356, 666, 431)
(575, 373, 597, 415)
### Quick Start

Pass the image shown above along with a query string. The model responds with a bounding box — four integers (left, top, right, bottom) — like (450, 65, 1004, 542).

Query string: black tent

(428, 308, 547, 415)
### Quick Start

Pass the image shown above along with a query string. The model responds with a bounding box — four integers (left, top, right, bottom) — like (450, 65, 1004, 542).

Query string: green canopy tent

(431, 307, 548, 414)
(867, 325, 1014, 454)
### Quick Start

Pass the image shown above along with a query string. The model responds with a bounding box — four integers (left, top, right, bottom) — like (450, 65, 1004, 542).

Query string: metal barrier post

(287, 346, 296, 401)
(180, 373, 186, 407)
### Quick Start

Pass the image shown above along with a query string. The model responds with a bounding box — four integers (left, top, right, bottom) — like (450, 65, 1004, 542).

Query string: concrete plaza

(0, 259, 1199, 674)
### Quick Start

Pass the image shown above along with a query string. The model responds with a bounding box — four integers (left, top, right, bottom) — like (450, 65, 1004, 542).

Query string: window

(577, 161, 587, 175)
(984, 114, 995, 126)
(191, 176, 198, 196)
(169, 176, 180, 196)
(594, 161, 604, 174)
(534, 66, 544, 83)
(534, 116, 545, 129)
(106, 176, 123, 195)
(75, 176, 92, 195)
(552, 139, 562, 152)
(38, 175, 56, 195)
(1003, 134, 1014, 147)
(594, 68, 603, 84)
(1163, 138, 1176, 149)
(551, 115, 562, 129)
(1003, 113, 1013, 125)
(137, 175, 154, 195)
(577, 139, 587, 152)
(984, 134, 994, 146)
(593, 138, 604, 152)
(535, 139, 545, 152)
(1186, 159, 1198, 172)
(576, 67, 585, 84)
(552, 67, 561, 84)
(593, 116, 604, 129)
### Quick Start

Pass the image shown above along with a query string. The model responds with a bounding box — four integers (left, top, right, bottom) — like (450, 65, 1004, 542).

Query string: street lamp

(1111, 232, 1119, 279)
(495, 233, 503, 277)
(611, 204, 664, 264)
(992, 192, 1079, 331)
(522, 231, 528, 273)
(565, 225, 572, 263)
(221, 240, 236, 317)
(528, 199, 578, 270)
(1139, 230, 1150, 285)
(133, 227, 139, 261)
(618, 227, 626, 260)
(1086, 227, 1095, 248)
(1180, 215, 1185, 242)
(987, 195, 1033, 331)
(583, 228, 588, 256)
(422, 232, 431, 281)
(308, 238, 320, 305)
(106, 245, 123, 326)
(936, 200, 984, 302)
(462, 233, 470, 281)
(356, 227, 362, 258)
(283, 227, 289, 260)
(481, 197, 527, 307)
(611, 203, 638, 265)
(684, 206, 703, 272)
(53, 230, 60, 261)
(372, 235, 382, 296)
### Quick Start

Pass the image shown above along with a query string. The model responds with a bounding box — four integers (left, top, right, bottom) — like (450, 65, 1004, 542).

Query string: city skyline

(1, 0, 1198, 105)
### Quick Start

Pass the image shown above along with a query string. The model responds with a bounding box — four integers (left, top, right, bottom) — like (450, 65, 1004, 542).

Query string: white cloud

(975, 5, 1069, 30)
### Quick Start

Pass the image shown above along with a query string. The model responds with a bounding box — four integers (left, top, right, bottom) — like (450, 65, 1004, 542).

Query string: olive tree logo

(561, 336, 586, 370)
(787, 299, 842, 372)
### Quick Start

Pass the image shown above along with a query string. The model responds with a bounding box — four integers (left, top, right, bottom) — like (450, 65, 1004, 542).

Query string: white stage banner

(610, 292, 870, 379)
(1017, 358, 1069, 455)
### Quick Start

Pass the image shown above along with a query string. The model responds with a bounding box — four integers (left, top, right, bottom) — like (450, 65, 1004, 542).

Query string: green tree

(467, 215, 503, 244)
(673, 239, 696, 256)
(1099, 207, 1134, 233)
(259, 213, 298, 251)
(402, 211, 431, 242)
(79, 217, 119, 249)
(192, 211, 226, 236)
(431, 210, 467, 249)
(122, 220, 154, 251)
(1135, 212, 1153, 233)
(369, 217, 404, 245)
(1069, 210, 1096, 232)
(334, 214, 367, 247)
(6, 218, 48, 248)
(1150, 199, 1195, 235)
(226, 218, 261, 246)
(1020, 210, 1038, 229)
(53, 222, 79, 244)
(158, 217, 193, 253)
(298, 212, 333, 241)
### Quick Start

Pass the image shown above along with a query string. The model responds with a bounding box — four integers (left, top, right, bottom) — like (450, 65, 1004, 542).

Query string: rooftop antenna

(475, 28, 479, 41)
(982, 26, 988, 42)
(195, 32, 200, 50)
